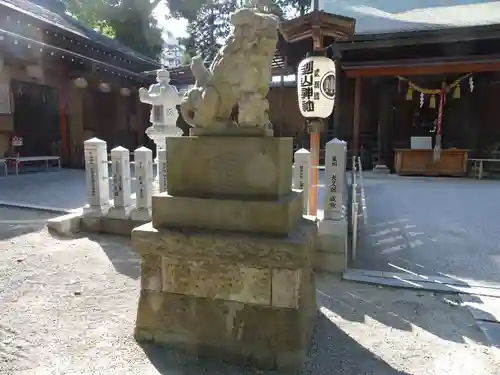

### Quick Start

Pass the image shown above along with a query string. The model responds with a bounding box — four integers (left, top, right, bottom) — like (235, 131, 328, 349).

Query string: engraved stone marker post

(108, 146, 133, 219)
(157, 149, 168, 193)
(293, 148, 311, 215)
(131, 146, 153, 222)
(316, 138, 349, 273)
(323, 139, 347, 220)
(84, 137, 109, 216)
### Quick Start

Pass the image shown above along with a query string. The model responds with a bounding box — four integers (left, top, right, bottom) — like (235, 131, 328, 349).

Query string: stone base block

(46, 213, 82, 235)
(134, 287, 316, 372)
(166, 136, 293, 199)
(132, 218, 316, 270)
(316, 219, 348, 274)
(189, 126, 273, 137)
(317, 218, 348, 254)
(131, 208, 152, 222)
(100, 217, 148, 236)
(106, 205, 133, 220)
(152, 190, 303, 235)
(314, 251, 346, 274)
(79, 215, 147, 236)
(81, 215, 101, 232)
(132, 218, 317, 371)
(83, 205, 110, 217)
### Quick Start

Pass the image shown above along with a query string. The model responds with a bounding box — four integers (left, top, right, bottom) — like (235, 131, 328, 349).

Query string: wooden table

(394, 149, 468, 177)
(6, 156, 61, 176)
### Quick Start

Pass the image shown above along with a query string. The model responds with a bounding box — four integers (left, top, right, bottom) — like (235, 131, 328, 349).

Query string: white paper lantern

(98, 82, 111, 93)
(297, 56, 336, 118)
(73, 77, 88, 89)
(120, 87, 131, 96)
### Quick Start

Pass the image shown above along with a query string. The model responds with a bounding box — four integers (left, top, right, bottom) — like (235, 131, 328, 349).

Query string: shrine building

(0, 0, 160, 168)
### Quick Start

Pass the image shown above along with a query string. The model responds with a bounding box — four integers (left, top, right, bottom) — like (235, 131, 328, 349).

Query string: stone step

(151, 190, 303, 235)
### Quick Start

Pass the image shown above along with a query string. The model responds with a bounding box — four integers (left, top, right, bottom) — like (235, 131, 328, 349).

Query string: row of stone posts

(83, 137, 166, 222)
(293, 138, 349, 273)
(292, 138, 347, 219)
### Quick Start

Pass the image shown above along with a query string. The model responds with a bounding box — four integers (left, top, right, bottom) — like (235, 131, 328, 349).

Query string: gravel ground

(0, 208, 499, 375)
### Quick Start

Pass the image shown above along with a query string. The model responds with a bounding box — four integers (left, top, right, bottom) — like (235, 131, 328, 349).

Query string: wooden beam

(352, 77, 362, 156)
(345, 60, 500, 77)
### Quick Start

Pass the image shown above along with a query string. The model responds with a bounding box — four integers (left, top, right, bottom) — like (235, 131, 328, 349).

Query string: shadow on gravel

(316, 276, 491, 348)
(0, 210, 58, 241)
(87, 234, 140, 279)
(139, 312, 410, 375)
(47, 230, 140, 280)
(0, 223, 47, 241)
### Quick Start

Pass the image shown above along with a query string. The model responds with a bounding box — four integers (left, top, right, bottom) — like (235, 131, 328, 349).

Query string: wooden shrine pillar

(376, 79, 393, 169)
(352, 76, 362, 156)
(58, 66, 70, 164)
(308, 14, 322, 217)
(332, 59, 342, 137)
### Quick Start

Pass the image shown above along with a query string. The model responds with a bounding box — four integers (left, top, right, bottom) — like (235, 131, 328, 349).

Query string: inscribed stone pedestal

(165, 136, 292, 199)
(132, 136, 317, 372)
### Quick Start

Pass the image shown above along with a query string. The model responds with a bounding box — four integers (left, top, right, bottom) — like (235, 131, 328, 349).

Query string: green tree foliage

(275, 0, 311, 17)
(188, 1, 236, 61)
(62, 0, 164, 59)
(167, 0, 311, 64)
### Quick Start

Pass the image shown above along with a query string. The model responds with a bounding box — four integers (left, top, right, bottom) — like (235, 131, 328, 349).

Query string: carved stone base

(132, 135, 317, 371)
(151, 191, 303, 235)
(166, 136, 293, 199)
(316, 218, 348, 274)
(190, 126, 273, 137)
(132, 219, 317, 372)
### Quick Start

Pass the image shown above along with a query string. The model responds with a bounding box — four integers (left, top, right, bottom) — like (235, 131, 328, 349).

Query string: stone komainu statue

(180, 8, 279, 130)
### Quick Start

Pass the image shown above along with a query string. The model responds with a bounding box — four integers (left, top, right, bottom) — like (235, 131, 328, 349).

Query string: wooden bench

(0, 159, 7, 176)
(469, 158, 500, 180)
(6, 156, 61, 176)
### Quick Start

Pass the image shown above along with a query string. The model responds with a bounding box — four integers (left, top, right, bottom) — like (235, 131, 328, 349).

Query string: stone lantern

(139, 69, 183, 161)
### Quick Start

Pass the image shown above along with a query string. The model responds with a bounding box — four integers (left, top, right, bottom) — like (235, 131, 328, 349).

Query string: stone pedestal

(131, 136, 317, 371)
(316, 138, 348, 273)
(316, 219, 348, 273)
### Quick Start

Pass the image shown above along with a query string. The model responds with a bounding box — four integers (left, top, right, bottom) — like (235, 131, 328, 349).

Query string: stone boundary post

(292, 148, 311, 215)
(108, 146, 133, 218)
(83, 137, 109, 215)
(316, 138, 349, 274)
(157, 148, 168, 193)
(131, 146, 153, 221)
(323, 138, 347, 220)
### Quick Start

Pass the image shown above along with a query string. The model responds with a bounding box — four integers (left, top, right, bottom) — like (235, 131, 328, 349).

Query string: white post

(315, 138, 349, 274)
(131, 146, 153, 222)
(293, 148, 311, 215)
(157, 148, 168, 193)
(107, 146, 133, 219)
(83, 137, 110, 216)
(323, 139, 347, 220)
